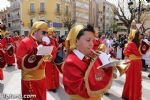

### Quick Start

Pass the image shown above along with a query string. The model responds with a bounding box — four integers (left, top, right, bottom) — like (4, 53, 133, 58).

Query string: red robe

(16, 36, 46, 100)
(122, 42, 142, 100)
(0, 69, 3, 80)
(50, 37, 59, 47)
(0, 44, 5, 80)
(13, 35, 22, 52)
(44, 37, 59, 90)
(63, 51, 113, 99)
(1, 37, 15, 65)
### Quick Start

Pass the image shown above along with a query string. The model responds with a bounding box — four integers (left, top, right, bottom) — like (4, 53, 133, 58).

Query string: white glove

(42, 36, 50, 45)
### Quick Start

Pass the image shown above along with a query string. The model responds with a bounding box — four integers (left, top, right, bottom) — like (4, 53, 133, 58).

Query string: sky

(0, 0, 10, 10)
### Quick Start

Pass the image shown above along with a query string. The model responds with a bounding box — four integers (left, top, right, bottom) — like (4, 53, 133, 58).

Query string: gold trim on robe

(84, 57, 113, 97)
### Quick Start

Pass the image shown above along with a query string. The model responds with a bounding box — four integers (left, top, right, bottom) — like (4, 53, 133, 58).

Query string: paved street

(0, 65, 150, 100)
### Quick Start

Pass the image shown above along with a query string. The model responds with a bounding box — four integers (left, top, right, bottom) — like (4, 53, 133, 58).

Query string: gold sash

(69, 95, 101, 100)
(22, 68, 45, 80)
(129, 54, 141, 60)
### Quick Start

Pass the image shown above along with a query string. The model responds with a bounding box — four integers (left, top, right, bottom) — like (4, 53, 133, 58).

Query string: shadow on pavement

(115, 80, 125, 86)
(142, 75, 150, 80)
(0, 83, 4, 93)
(104, 93, 124, 100)
(47, 86, 69, 100)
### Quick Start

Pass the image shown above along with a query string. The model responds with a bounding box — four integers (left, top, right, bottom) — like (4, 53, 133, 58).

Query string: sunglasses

(42, 31, 48, 35)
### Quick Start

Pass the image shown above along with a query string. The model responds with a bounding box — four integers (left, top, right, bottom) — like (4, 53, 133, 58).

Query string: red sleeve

(0, 38, 6, 46)
(124, 42, 141, 57)
(63, 61, 89, 98)
(16, 41, 27, 69)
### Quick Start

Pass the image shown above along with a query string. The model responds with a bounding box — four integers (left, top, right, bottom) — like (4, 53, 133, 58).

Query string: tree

(113, 0, 150, 34)
(64, 16, 75, 31)
(113, 0, 136, 34)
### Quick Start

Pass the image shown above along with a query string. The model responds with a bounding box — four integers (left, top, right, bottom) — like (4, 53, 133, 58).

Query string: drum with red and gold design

(23, 48, 43, 69)
(140, 40, 149, 54)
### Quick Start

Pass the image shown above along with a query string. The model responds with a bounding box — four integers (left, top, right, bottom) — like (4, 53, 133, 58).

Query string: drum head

(23, 54, 43, 69)
(140, 40, 149, 54)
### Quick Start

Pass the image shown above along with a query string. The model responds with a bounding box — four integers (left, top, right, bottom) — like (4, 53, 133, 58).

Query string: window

(56, 3, 60, 14)
(65, 6, 69, 15)
(8, 23, 11, 28)
(30, 3, 35, 12)
(40, 2, 45, 12)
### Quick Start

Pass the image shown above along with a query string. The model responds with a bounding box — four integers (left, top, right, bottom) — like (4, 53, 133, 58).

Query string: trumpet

(113, 61, 129, 78)
(90, 49, 129, 78)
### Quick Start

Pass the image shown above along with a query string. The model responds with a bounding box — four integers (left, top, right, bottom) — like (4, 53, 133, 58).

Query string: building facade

(7, 0, 21, 35)
(89, 0, 98, 28)
(98, 0, 116, 33)
(21, 0, 72, 36)
(71, 0, 90, 25)
(1, 0, 98, 36)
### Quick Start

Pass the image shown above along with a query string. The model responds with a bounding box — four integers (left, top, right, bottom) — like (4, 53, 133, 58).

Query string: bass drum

(0, 50, 6, 68)
(23, 48, 43, 70)
(140, 40, 149, 55)
(54, 49, 66, 74)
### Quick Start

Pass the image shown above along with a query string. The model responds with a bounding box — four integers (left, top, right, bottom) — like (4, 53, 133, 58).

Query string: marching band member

(93, 30, 103, 51)
(16, 21, 49, 100)
(1, 31, 15, 67)
(48, 27, 64, 73)
(13, 32, 22, 51)
(122, 30, 142, 100)
(0, 43, 6, 80)
(47, 27, 59, 47)
(44, 28, 59, 92)
(63, 24, 113, 100)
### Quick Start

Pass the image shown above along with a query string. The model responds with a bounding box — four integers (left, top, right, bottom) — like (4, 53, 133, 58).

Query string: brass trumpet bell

(115, 61, 129, 77)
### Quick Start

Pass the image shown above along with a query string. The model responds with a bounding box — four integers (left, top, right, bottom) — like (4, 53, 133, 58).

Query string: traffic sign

(136, 23, 142, 29)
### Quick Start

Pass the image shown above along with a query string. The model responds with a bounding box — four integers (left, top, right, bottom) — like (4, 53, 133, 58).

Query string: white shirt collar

(73, 49, 85, 60)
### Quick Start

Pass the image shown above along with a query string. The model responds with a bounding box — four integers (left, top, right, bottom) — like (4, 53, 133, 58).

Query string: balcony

(10, 5, 20, 11)
(38, 9, 46, 14)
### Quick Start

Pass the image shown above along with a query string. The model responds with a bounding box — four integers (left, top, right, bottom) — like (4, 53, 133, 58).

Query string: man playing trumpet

(16, 21, 50, 100)
(63, 24, 114, 100)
